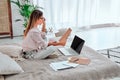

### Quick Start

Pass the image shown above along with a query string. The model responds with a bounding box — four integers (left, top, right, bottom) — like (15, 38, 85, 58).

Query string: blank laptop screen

(70, 35, 85, 54)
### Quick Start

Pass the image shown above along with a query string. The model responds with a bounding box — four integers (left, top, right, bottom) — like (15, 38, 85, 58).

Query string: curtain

(33, 0, 120, 29)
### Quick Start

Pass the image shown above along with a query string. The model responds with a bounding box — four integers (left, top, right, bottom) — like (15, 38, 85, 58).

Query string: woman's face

(36, 16, 45, 25)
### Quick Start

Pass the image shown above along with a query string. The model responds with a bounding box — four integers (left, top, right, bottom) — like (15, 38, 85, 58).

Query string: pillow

(0, 52, 24, 75)
(0, 45, 22, 58)
(55, 28, 67, 37)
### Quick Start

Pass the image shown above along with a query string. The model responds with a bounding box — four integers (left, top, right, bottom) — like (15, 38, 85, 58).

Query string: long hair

(24, 10, 43, 37)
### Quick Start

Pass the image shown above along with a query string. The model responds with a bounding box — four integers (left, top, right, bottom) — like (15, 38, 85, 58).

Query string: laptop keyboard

(67, 48, 77, 55)
(58, 48, 72, 55)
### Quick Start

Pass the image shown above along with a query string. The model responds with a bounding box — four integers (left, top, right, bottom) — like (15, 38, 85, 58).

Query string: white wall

(11, 0, 25, 36)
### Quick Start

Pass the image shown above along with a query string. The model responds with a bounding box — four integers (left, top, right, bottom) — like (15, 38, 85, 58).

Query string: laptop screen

(70, 35, 85, 54)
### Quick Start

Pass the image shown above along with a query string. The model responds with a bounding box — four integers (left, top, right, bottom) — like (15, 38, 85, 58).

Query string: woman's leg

(59, 28, 72, 46)
(48, 28, 72, 46)
(33, 46, 57, 59)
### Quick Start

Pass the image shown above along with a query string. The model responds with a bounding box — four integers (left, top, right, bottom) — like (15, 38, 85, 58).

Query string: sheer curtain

(33, 0, 120, 29)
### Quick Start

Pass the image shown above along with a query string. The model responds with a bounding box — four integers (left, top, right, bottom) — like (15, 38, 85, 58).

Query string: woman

(22, 10, 71, 59)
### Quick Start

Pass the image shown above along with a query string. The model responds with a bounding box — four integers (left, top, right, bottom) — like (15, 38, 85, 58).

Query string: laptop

(58, 35, 85, 55)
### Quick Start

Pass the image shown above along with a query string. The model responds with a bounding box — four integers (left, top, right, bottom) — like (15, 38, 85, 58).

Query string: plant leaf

(15, 19, 22, 22)
(11, 0, 43, 28)
(11, 0, 21, 8)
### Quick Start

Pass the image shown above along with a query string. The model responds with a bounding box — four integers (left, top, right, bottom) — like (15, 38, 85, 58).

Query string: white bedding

(4, 46, 120, 80)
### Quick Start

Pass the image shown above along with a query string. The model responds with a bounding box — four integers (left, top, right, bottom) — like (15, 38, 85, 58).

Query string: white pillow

(55, 28, 67, 37)
(0, 45, 22, 58)
(0, 52, 24, 75)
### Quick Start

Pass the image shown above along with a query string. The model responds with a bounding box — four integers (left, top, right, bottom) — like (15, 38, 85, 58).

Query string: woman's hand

(48, 40, 66, 46)
(49, 41, 57, 43)
(48, 41, 57, 46)
(42, 18, 46, 32)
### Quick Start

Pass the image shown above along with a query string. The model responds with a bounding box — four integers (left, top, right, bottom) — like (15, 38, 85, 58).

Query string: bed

(3, 45, 120, 80)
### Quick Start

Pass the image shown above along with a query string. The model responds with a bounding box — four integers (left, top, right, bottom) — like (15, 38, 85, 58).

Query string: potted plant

(11, 0, 43, 28)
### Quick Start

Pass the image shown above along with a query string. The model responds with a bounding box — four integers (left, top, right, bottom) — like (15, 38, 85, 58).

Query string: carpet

(97, 46, 120, 65)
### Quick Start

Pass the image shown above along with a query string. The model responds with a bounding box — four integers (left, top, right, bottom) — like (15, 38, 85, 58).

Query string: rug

(97, 46, 120, 65)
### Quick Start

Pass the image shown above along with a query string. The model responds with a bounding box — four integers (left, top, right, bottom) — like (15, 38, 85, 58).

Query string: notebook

(58, 35, 85, 55)
(50, 61, 79, 71)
